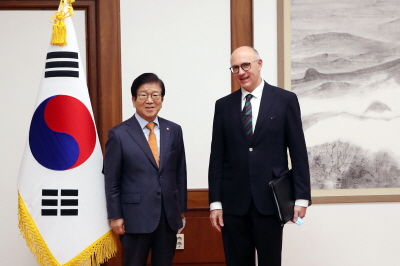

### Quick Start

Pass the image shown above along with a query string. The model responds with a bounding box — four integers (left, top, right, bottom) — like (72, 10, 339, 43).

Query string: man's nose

(145, 96, 155, 102)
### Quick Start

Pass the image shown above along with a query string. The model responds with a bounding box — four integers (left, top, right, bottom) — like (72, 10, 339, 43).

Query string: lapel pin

(166, 128, 170, 130)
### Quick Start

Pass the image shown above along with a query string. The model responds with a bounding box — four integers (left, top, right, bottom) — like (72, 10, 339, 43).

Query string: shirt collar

(241, 79, 264, 100)
(134, 113, 160, 129)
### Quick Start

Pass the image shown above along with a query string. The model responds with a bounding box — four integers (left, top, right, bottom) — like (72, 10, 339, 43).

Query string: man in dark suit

(208, 46, 311, 266)
(104, 73, 187, 266)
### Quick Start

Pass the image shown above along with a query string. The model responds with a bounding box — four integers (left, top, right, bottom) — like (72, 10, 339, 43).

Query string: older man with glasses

(208, 46, 311, 266)
(104, 73, 187, 266)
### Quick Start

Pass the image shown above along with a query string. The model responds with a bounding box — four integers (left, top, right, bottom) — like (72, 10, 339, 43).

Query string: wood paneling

(230, 0, 253, 92)
(145, 208, 226, 265)
(187, 189, 210, 209)
(173, 213, 225, 264)
(95, 0, 122, 149)
(277, 0, 291, 90)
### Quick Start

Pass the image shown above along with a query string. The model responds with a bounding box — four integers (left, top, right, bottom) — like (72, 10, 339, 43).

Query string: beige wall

(120, 0, 231, 189)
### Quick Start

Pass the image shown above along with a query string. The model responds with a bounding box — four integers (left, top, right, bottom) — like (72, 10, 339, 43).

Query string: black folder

(269, 170, 294, 226)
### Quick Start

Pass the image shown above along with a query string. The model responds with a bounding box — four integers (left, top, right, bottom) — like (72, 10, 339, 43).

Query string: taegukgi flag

(18, 1, 117, 265)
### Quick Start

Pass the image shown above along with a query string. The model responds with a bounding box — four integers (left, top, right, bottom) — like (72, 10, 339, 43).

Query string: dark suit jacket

(104, 115, 187, 233)
(208, 82, 311, 216)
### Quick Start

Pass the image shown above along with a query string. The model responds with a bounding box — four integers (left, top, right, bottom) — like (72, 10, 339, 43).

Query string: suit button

(157, 192, 161, 196)
(249, 148, 253, 151)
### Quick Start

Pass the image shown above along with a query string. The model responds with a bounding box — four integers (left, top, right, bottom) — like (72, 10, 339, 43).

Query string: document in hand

(269, 170, 294, 226)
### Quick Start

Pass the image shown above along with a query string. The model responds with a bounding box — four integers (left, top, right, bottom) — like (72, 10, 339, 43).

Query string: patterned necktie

(242, 94, 254, 138)
(145, 122, 159, 166)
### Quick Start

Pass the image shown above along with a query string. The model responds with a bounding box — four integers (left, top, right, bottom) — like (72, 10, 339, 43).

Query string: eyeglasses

(137, 92, 162, 101)
(229, 60, 259, 74)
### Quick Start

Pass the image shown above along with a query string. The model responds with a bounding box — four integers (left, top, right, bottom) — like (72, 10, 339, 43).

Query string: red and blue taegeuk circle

(29, 95, 96, 171)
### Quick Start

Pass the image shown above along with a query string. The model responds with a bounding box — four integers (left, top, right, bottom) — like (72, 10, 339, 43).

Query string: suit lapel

(230, 90, 248, 143)
(125, 116, 159, 169)
(251, 82, 276, 145)
(158, 118, 171, 170)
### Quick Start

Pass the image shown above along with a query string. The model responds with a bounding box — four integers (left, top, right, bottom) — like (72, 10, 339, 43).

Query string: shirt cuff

(295, 199, 309, 207)
(210, 201, 222, 211)
(211, 200, 307, 210)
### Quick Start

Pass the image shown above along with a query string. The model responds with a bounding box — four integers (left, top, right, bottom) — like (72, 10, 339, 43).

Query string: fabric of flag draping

(17, 1, 117, 265)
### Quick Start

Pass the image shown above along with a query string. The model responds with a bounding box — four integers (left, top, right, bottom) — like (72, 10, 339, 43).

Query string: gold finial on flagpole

(67, 0, 75, 15)
(49, 0, 74, 46)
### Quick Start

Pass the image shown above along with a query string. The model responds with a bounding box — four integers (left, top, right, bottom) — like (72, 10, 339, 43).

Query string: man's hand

(292, 205, 307, 223)
(210, 209, 224, 233)
(110, 218, 125, 235)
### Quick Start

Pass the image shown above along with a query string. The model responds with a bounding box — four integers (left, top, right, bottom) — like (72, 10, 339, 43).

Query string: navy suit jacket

(208, 82, 311, 216)
(104, 115, 187, 233)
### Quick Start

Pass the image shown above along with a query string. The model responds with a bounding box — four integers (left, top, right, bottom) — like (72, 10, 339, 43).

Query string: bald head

(231, 46, 260, 64)
(230, 46, 263, 92)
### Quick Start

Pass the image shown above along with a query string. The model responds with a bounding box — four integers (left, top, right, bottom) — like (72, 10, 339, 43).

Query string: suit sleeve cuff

(295, 199, 309, 207)
(210, 201, 222, 211)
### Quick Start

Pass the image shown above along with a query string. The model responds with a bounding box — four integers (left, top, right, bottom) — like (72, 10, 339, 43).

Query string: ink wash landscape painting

(291, 0, 400, 189)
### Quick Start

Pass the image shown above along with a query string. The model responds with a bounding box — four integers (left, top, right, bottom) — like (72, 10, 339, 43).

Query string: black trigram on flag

(42, 189, 79, 216)
(44, 51, 79, 78)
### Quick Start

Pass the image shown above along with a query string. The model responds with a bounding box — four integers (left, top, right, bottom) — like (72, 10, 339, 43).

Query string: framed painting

(277, 0, 400, 203)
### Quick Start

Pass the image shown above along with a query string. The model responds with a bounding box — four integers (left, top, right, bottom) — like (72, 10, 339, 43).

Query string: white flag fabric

(18, 4, 117, 266)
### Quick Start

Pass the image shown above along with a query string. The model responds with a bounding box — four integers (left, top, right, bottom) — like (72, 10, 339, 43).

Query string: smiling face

(132, 82, 163, 122)
(230, 47, 263, 92)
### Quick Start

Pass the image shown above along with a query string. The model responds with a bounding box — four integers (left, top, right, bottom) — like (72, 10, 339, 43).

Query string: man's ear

(257, 59, 263, 70)
(132, 96, 136, 107)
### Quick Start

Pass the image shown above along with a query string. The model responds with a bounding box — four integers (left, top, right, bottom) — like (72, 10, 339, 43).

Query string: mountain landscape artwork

(291, 0, 400, 189)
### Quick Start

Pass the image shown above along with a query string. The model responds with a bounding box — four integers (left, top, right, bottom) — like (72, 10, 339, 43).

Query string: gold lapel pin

(166, 128, 170, 130)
